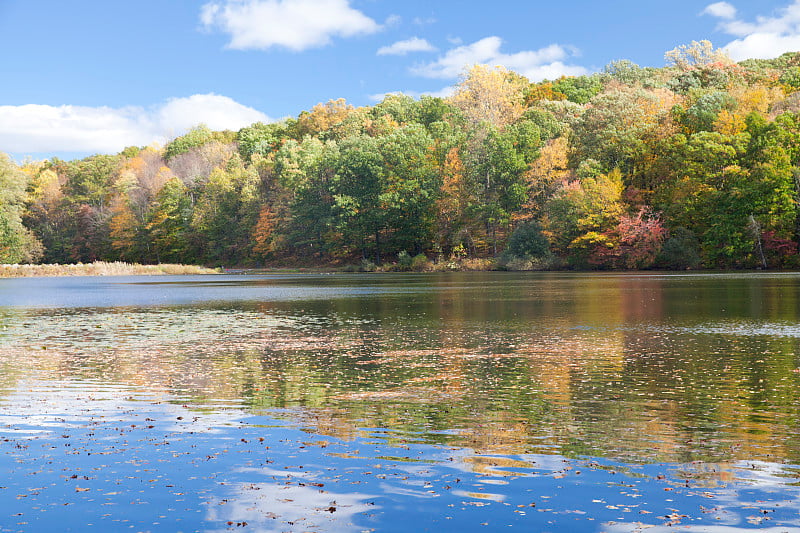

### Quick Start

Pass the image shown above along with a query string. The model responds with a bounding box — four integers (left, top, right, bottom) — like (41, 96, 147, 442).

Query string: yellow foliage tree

(109, 199, 140, 258)
(449, 65, 528, 127)
(521, 137, 571, 219)
(294, 98, 357, 138)
(435, 147, 478, 254)
(251, 205, 278, 257)
(714, 109, 747, 135)
(524, 82, 567, 106)
(543, 168, 625, 255)
(714, 85, 784, 134)
(27, 167, 63, 210)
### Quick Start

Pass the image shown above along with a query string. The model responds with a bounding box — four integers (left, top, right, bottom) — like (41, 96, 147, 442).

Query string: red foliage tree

(589, 208, 667, 269)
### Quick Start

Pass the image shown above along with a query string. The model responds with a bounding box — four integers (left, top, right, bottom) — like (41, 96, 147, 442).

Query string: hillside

(4, 41, 800, 270)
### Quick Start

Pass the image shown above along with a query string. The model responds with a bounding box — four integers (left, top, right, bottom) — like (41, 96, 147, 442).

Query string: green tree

(278, 137, 338, 257)
(190, 158, 260, 264)
(570, 86, 675, 184)
(659, 130, 784, 267)
(603, 60, 664, 88)
(370, 93, 419, 126)
(329, 135, 388, 262)
(501, 221, 550, 261)
(377, 124, 440, 255)
(674, 90, 736, 133)
(0, 154, 42, 263)
(62, 154, 120, 210)
(164, 125, 214, 161)
(472, 125, 533, 254)
(237, 121, 290, 161)
(551, 75, 603, 104)
(146, 178, 192, 263)
(43, 154, 120, 262)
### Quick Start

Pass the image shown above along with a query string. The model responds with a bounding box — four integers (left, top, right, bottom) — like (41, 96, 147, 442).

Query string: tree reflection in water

(1, 272, 800, 530)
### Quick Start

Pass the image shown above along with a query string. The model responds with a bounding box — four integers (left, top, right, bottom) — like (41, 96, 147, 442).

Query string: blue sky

(1, 0, 798, 160)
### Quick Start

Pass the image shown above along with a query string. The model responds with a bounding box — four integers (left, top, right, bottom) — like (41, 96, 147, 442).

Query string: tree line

(4, 41, 800, 270)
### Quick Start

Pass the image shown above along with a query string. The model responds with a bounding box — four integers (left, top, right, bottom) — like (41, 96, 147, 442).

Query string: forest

(4, 41, 800, 271)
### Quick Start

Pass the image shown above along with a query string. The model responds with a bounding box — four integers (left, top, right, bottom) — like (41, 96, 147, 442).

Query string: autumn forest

(4, 41, 800, 271)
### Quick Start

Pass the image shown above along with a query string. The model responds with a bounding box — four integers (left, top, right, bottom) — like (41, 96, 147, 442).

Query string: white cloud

(704, 0, 800, 60)
(0, 104, 149, 154)
(523, 61, 590, 81)
(157, 94, 270, 136)
(410, 36, 588, 81)
(413, 16, 437, 26)
(0, 94, 270, 154)
(702, 2, 737, 20)
(725, 32, 800, 61)
(418, 86, 456, 98)
(200, 0, 380, 51)
(384, 14, 402, 27)
(377, 37, 436, 56)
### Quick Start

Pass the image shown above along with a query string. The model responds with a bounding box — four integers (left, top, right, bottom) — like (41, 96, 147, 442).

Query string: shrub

(500, 221, 552, 268)
(505, 222, 550, 258)
(359, 258, 377, 272)
(397, 251, 413, 271)
(411, 253, 429, 271)
(656, 227, 701, 269)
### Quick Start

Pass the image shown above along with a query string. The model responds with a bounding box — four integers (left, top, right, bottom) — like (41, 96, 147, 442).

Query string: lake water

(1, 272, 800, 532)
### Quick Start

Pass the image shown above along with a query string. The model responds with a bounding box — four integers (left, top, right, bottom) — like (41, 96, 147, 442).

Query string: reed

(0, 261, 220, 278)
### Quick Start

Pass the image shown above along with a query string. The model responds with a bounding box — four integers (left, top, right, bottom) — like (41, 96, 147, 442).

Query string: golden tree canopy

(449, 65, 528, 127)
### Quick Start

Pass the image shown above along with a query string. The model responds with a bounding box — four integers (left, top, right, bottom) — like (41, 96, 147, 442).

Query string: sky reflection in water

(1, 272, 800, 531)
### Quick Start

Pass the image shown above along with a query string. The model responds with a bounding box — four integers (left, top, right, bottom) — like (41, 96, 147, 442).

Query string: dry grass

(424, 257, 497, 272)
(0, 261, 220, 278)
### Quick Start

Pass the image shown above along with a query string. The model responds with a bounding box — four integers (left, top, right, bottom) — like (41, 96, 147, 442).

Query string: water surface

(1, 272, 800, 531)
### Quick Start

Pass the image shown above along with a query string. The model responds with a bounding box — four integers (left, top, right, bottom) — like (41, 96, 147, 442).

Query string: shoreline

(2, 261, 789, 279)
(0, 261, 220, 278)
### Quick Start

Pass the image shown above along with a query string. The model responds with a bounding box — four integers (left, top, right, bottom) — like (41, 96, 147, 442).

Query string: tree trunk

(748, 215, 767, 269)
(374, 228, 381, 265)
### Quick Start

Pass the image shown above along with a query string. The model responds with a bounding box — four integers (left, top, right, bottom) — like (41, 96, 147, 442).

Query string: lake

(1, 271, 800, 532)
